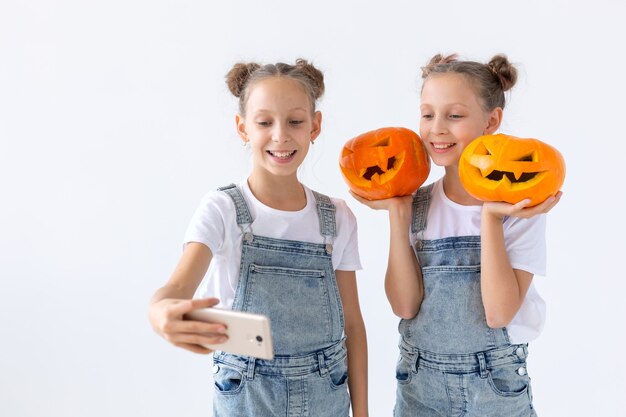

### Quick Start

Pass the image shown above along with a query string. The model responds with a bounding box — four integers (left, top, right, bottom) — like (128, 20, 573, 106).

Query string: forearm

(480, 213, 526, 328)
(384, 201, 423, 319)
(150, 242, 212, 306)
(150, 283, 195, 305)
(345, 321, 368, 417)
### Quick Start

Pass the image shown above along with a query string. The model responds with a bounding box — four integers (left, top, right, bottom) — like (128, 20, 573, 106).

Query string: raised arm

(148, 242, 227, 354)
(384, 197, 423, 319)
(480, 193, 561, 328)
(350, 192, 423, 319)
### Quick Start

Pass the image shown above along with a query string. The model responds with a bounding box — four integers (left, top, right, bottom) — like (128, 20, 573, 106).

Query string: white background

(1, 1, 625, 416)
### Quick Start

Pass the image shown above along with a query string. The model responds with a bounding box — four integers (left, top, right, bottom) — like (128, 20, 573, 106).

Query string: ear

(309, 111, 323, 143)
(235, 114, 248, 143)
(483, 107, 503, 135)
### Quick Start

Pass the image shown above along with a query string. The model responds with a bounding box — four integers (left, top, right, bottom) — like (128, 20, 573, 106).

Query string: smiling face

(237, 77, 321, 180)
(419, 73, 501, 170)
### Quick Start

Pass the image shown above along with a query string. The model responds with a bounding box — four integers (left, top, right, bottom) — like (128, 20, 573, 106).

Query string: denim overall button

(325, 244, 333, 254)
(515, 346, 525, 358)
(517, 366, 527, 376)
(244, 232, 253, 243)
(212, 364, 220, 374)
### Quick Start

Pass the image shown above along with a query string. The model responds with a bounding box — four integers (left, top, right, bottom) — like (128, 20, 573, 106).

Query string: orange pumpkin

(339, 127, 430, 200)
(459, 133, 565, 206)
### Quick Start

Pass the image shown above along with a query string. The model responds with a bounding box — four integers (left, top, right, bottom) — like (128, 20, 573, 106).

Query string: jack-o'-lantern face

(339, 127, 430, 200)
(459, 133, 565, 206)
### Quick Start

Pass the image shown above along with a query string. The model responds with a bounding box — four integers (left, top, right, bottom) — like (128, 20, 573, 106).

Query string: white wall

(1, 1, 625, 416)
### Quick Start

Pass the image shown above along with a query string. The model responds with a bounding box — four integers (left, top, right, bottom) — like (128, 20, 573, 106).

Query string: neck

(247, 173, 307, 211)
(442, 167, 483, 206)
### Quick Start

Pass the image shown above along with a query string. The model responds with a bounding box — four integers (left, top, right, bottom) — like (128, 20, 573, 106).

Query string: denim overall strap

(410, 183, 434, 235)
(399, 184, 511, 354)
(217, 184, 253, 228)
(312, 190, 336, 254)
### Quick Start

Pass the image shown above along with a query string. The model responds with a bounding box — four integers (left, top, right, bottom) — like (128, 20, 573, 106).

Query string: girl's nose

(271, 123, 290, 143)
(432, 117, 448, 135)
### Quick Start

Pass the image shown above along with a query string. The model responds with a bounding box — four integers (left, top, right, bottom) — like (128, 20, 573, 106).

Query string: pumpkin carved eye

(459, 133, 566, 206)
(339, 127, 430, 200)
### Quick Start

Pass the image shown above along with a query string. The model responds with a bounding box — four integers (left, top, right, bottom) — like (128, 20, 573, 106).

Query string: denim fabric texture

(395, 185, 536, 417)
(212, 184, 349, 417)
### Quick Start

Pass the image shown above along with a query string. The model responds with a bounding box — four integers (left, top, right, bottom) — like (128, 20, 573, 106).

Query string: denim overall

(394, 184, 536, 417)
(211, 184, 350, 417)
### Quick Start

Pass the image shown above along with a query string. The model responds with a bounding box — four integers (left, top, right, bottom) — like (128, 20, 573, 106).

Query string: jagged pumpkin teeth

(459, 133, 566, 206)
(339, 127, 431, 200)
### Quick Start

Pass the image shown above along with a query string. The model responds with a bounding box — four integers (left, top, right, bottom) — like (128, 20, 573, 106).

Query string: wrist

(481, 204, 505, 222)
(389, 198, 412, 221)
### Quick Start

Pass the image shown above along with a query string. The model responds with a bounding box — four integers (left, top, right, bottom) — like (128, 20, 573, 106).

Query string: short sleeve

(333, 199, 362, 271)
(504, 214, 547, 276)
(183, 191, 231, 254)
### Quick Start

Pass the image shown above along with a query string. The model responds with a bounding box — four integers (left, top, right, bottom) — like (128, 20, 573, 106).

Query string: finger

(542, 196, 561, 213)
(518, 194, 558, 217)
(174, 332, 228, 347)
(173, 342, 214, 355)
(168, 297, 220, 317)
(513, 198, 532, 211)
(534, 194, 559, 213)
(188, 297, 221, 310)
(177, 320, 228, 334)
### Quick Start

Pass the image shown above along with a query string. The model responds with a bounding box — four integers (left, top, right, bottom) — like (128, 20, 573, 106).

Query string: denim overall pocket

(213, 362, 246, 395)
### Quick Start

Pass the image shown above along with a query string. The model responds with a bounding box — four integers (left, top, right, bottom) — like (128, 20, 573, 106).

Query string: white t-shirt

(184, 180, 362, 309)
(410, 179, 547, 344)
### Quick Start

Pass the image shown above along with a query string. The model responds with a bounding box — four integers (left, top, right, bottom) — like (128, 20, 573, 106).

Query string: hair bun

(225, 62, 261, 97)
(421, 53, 458, 78)
(487, 54, 517, 92)
(295, 58, 325, 99)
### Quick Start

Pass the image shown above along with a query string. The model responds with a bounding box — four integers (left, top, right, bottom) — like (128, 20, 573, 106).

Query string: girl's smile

(429, 142, 456, 153)
(266, 149, 297, 162)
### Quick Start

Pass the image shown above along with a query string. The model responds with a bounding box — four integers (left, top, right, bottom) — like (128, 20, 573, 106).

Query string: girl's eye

(421, 114, 433, 120)
(450, 114, 463, 119)
(256, 121, 271, 126)
(289, 120, 304, 126)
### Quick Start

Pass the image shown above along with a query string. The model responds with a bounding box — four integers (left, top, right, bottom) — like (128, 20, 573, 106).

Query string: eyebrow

(254, 107, 308, 113)
(421, 102, 471, 109)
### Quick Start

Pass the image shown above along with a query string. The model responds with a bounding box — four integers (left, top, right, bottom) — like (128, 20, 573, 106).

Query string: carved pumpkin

(459, 133, 565, 206)
(339, 127, 430, 200)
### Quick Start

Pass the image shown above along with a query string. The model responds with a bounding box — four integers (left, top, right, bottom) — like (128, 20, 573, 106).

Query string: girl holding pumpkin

(354, 54, 561, 416)
(148, 59, 368, 417)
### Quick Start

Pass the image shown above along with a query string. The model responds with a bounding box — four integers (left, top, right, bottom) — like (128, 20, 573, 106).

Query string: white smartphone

(184, 308, 274, 360)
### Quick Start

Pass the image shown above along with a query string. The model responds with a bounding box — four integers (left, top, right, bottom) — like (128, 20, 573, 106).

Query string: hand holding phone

(184, 308, 274, 360)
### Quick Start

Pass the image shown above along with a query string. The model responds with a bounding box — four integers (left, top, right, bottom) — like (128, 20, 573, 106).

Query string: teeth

(268, 150, 296, 159)
(433, 143, 454, 149)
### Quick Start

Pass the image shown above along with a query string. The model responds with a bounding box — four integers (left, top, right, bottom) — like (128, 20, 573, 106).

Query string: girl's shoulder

(302, 185, 358, 228)
(304, 185, 353, 212)
(199, 185, 240, 210)
(190, 181, 250, 223)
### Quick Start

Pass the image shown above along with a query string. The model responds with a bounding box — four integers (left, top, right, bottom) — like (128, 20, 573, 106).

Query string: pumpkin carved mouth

(486, 170, 538, 183)
(484, 154, 540, 183)
(360, 153, 403, 184)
